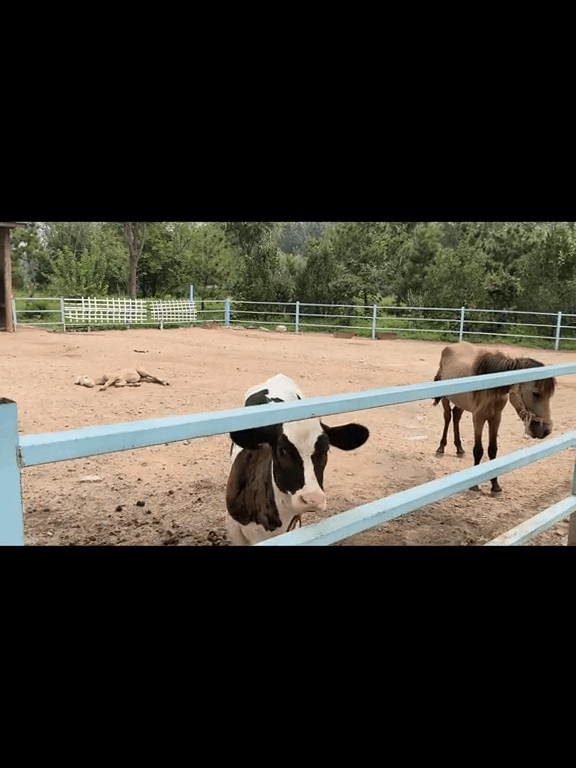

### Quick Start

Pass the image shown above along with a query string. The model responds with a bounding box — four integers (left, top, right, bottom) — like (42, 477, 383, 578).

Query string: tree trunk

(124, 222, 146, 299)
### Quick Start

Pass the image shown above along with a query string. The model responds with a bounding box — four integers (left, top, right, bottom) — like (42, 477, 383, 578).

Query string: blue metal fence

(2, 364, 576, 546)
(221, 300, 576, 349)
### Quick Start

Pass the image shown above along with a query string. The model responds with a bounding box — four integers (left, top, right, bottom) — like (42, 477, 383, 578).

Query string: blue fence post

(0, 399, 25, 545)
(295, 301, 300, 333)
(459, 306, 466, 341)
(224, 298, 231, 326)
(568, 461, 576, 546)
(554, 311, 562, 351)
(371, 305, 378, 339)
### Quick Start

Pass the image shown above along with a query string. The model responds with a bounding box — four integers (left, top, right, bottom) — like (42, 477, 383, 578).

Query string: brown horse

(433, 341, 555, 493)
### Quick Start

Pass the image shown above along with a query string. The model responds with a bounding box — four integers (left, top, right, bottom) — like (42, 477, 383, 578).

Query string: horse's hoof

(469, 485, 481, 492)
(491, 487, 502, 494)
(435, 449, 445, 455)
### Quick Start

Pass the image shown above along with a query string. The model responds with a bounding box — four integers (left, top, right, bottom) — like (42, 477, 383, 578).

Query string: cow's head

(230, 418, 369, 515)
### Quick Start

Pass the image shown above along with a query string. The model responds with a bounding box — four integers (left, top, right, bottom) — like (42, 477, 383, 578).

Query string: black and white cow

(225, 374, 370, 545)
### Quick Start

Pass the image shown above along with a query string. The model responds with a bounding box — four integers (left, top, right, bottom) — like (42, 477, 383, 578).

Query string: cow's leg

(487, 410, 503, 493)
(470, 411, 486, 491)
(435, 398, 452, 454)
(452, 406, 465, 456)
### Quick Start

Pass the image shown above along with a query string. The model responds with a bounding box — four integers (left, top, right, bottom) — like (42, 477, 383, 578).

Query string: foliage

(49, 244, 108, 297)
(11, 221, 576, 318)
(10, 223, 51, 292)
(181, 223, 238, 300)
(44, 222, 128, 296)
(275, 222, 326, 255)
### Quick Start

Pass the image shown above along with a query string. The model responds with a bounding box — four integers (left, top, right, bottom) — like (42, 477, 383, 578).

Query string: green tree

(421, 242, 490, 308)
(221, 222, 276, 254)
(276, 222, 326, 256)
(516, 222, 576, 312)
(392, 222, 444, 302)
(43, 222, 129, 296)
(10, 223, 49, 292)
(182, 223, 238, 304)
(136, 223, 176, 297)
(221, 222, 281, 302)
(124, 222, 147, 299)
(296, 234, 347, 305)
(327, 222, 392, 304)
(49, 243, 108, 297)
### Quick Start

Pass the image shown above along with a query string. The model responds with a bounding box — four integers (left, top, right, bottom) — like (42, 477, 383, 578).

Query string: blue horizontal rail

(17, 364, 576, 468)
(256, 432, 576, 546)
(484, 496, 576, 546)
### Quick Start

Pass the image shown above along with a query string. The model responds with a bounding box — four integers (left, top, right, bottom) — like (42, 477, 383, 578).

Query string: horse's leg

(99, 376, 120, 391)
(470, 411, 486, 491)
(435, 398, 452, 454)
(452, 406, 465, 456)
(135, 368, 169, 386)
(487, 410, 503, 493)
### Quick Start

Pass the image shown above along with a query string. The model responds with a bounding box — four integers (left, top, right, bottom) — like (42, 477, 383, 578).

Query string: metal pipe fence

(2, 365, 576, 546)
(223, 301, 576, 349)
(11, 296, 576, 349)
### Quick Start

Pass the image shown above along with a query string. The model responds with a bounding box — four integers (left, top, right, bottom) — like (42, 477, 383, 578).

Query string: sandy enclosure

(2, 324, 575, 546)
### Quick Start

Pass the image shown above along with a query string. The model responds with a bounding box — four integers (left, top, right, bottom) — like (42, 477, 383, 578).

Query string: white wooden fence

(64, 298, 148, 326)
(11, 297, 198, 329)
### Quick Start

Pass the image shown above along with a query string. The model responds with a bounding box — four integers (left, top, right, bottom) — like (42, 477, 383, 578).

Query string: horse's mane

(473, 352, 556, 395)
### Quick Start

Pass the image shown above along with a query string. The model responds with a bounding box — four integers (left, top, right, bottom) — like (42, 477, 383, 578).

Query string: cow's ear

(321, 422, 369, 451)
(231, 424, 282, 450)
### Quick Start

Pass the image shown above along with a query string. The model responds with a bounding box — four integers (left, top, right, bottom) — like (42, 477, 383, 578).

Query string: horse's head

(75, 375, 95, 388)
(509, 377, 555, 438)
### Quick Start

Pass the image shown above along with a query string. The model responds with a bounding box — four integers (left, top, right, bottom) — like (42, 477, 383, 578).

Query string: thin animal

(432, 341, 555, 493)
(225, 373, 370, 545)
(75, 367, 169, 391)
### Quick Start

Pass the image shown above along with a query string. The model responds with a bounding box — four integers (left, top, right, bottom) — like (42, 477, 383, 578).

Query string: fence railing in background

(11, 296, 576, 349)
(11, 297, 64, 328)
(224, 301, 576, 350)
(3, 365, 576, 546)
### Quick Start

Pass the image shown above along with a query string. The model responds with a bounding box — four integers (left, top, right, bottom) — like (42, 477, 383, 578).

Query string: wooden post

(0, 226, 14, 332)
(567, 513, 576, 546)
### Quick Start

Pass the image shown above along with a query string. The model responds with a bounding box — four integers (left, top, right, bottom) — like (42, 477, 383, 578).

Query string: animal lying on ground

(75, 368, 169, 391)
(432, 341, 555, 493)
(225, 373, 370, 545)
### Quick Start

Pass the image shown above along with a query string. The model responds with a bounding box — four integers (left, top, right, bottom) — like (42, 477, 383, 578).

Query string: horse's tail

(433, 368, 442, 405)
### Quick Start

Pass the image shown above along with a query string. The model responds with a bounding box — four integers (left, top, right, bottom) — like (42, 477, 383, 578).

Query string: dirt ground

(2, 324, 575, 546)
